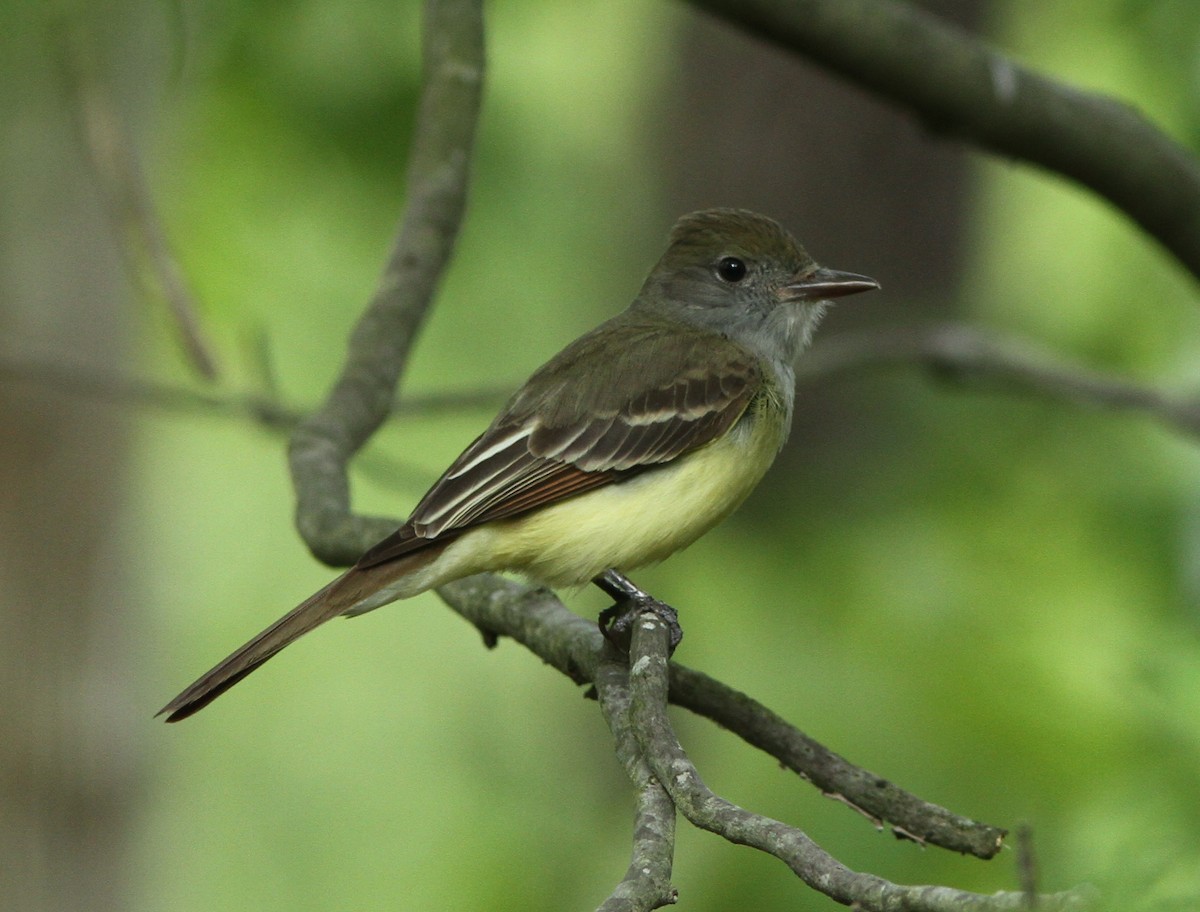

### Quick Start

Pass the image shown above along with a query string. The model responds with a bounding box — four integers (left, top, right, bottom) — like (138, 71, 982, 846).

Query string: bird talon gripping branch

(598, 596, 683, 655)
(595, 567, 682, 654)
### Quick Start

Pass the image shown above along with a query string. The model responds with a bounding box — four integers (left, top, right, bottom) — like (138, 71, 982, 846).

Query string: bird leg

(593, 568, 683, 654)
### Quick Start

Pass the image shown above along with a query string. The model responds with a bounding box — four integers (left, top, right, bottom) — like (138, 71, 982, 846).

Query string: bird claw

(598, 595, 683, 654)
(593, 569, 684, 655)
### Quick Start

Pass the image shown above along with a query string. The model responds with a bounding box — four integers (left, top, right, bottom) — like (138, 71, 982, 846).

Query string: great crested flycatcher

(160, 208, 878, 721)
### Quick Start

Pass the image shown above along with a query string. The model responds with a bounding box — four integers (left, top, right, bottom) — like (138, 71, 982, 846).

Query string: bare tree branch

(667, 661, 1005, 859)
(595, 649, 679, 911)
(9, 318, 1196, 461)
(687, 0, 1200, 282)
(798, 324, 1200, 438)
(286, 0, 487, 566)
(436, 576, 1009, 861)
(625, 613, 1096, 911)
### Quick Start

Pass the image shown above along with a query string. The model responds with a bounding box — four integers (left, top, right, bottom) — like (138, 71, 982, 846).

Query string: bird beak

(782, 267, 879, 302)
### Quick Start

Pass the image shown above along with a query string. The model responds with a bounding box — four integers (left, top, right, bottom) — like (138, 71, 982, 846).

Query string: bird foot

(593, 569, 683, 654)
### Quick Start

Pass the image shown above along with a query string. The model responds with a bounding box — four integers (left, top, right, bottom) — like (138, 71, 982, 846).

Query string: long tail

(158, 543, 446, 722)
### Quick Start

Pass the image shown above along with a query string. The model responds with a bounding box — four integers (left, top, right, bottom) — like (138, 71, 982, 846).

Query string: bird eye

(715, 256, 747, 283)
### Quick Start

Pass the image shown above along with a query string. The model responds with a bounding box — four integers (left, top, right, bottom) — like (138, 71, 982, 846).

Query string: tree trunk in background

(0, 10, 145, 912)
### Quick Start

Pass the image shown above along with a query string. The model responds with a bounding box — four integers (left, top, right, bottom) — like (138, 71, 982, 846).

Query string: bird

(159, 208, 878, 722)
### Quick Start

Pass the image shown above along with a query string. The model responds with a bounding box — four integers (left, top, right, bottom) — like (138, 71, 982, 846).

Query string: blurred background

(3, 1, 1200, 910)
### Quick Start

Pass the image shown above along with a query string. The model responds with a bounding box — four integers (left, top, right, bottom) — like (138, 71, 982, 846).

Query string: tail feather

(158, 575, 354, 722)
(158, 543, 446, 722)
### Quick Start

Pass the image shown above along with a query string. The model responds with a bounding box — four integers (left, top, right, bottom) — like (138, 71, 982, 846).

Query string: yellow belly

(430, 401, 788, 589)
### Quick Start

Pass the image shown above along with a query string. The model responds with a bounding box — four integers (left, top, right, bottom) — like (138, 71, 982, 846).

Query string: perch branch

(625, 613, 1095, 911)
(437, 576, 1006, 859)
(594, 648, 679, 911)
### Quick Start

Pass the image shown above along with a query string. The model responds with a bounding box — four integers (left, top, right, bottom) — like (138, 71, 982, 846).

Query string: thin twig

(59, 27, 220, 380)
(687, 0, 1200, 282)
(1017, 824, 1040, 908)
(0, 354, 506, 427)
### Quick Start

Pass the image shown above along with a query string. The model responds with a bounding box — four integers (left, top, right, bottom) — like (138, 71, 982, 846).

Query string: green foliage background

(19, 2, 1200, 910)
